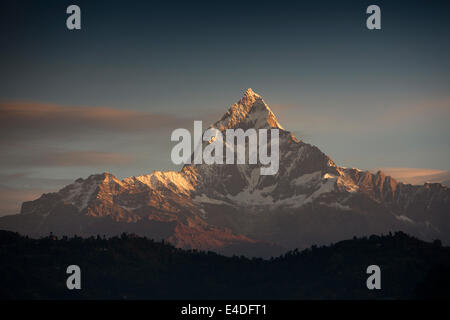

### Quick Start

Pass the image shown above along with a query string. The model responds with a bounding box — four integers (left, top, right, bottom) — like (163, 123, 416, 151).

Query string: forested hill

(1, 230, 449, 299)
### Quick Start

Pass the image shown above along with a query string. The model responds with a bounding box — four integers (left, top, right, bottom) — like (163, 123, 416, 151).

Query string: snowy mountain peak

(214, 88, 283, 130)
(244, 88, 260, 98)
(5, 88, 450, 257)
(239, 88, 263, 109)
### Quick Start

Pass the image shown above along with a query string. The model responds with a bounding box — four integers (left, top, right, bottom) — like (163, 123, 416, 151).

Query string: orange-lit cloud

(0, 150, 134, 167)
(0, 187, 53, 216)
(374, 168, 450, 186)
(0, 101, 195, 142)
(269, 98, 450, 138)
(376, 99, 450, 124)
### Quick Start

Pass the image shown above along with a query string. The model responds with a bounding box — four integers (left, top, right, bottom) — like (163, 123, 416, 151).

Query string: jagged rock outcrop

(1, 89, 449, 256)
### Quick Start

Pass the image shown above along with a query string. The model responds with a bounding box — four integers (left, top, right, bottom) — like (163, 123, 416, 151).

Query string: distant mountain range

(0, 89, 449, 257)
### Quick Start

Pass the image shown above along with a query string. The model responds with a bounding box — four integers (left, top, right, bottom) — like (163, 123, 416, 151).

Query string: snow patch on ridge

(62, 179, 99, 211)
(291, 171, 321, 186)
(396, 215, 415, 224)
(193, 194, 229, 205)
(125, 171, 194, 195)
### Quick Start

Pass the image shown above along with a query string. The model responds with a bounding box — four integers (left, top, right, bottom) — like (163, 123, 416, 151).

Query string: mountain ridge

(1, 89, 449, 256)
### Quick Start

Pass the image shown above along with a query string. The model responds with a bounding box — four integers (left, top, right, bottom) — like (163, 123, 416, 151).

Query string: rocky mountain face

(1, 89, 449, 256)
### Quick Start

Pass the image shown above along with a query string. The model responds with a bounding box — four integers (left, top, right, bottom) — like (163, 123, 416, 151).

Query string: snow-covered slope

(1, 89, 449, 256)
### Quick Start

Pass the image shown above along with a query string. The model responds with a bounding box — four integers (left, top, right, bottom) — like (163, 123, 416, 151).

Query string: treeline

(0, 230, 449, 299)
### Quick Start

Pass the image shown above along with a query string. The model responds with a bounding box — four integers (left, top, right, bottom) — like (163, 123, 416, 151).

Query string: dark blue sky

(0, 0, 449, 214)
(2, 0, 449, 108)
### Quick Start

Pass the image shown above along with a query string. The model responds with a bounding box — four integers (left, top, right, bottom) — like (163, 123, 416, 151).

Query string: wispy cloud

(376, 98, 450, 124)
(0, 149, 134, 167)
(0, 101, 195, 142)
(0, 186, 53, 216)
(0, 172, 73, 188)
(270, 98, 450, 137)
(0, 172, 76, 215)
(0, 101, 200, 170)
(374, 167, 450, 186)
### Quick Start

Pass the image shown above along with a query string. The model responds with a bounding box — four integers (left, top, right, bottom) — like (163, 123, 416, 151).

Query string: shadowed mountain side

(0, 89, 449, 256)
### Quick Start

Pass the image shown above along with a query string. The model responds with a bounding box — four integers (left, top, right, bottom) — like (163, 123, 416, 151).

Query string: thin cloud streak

(271, 98, 450, 137)
(0, 101, 223, 172)
(376, 99, 450, 124)
(0, 149, 134, 167)
(374, 168, 450, 186)
(0, 187, 53, 216)
(0, 101, 195, 142)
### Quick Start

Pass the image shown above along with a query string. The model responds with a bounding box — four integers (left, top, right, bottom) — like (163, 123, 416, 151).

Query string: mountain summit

(1, 89, 449, 256)
(214, 88, 283, 130)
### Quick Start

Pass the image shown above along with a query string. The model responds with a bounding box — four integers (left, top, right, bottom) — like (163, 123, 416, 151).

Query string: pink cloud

(0, 187, 53, 216)
(0, 150, 134, 167)
(374, 168, 450, 186)
(0, 101, 194, 141)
